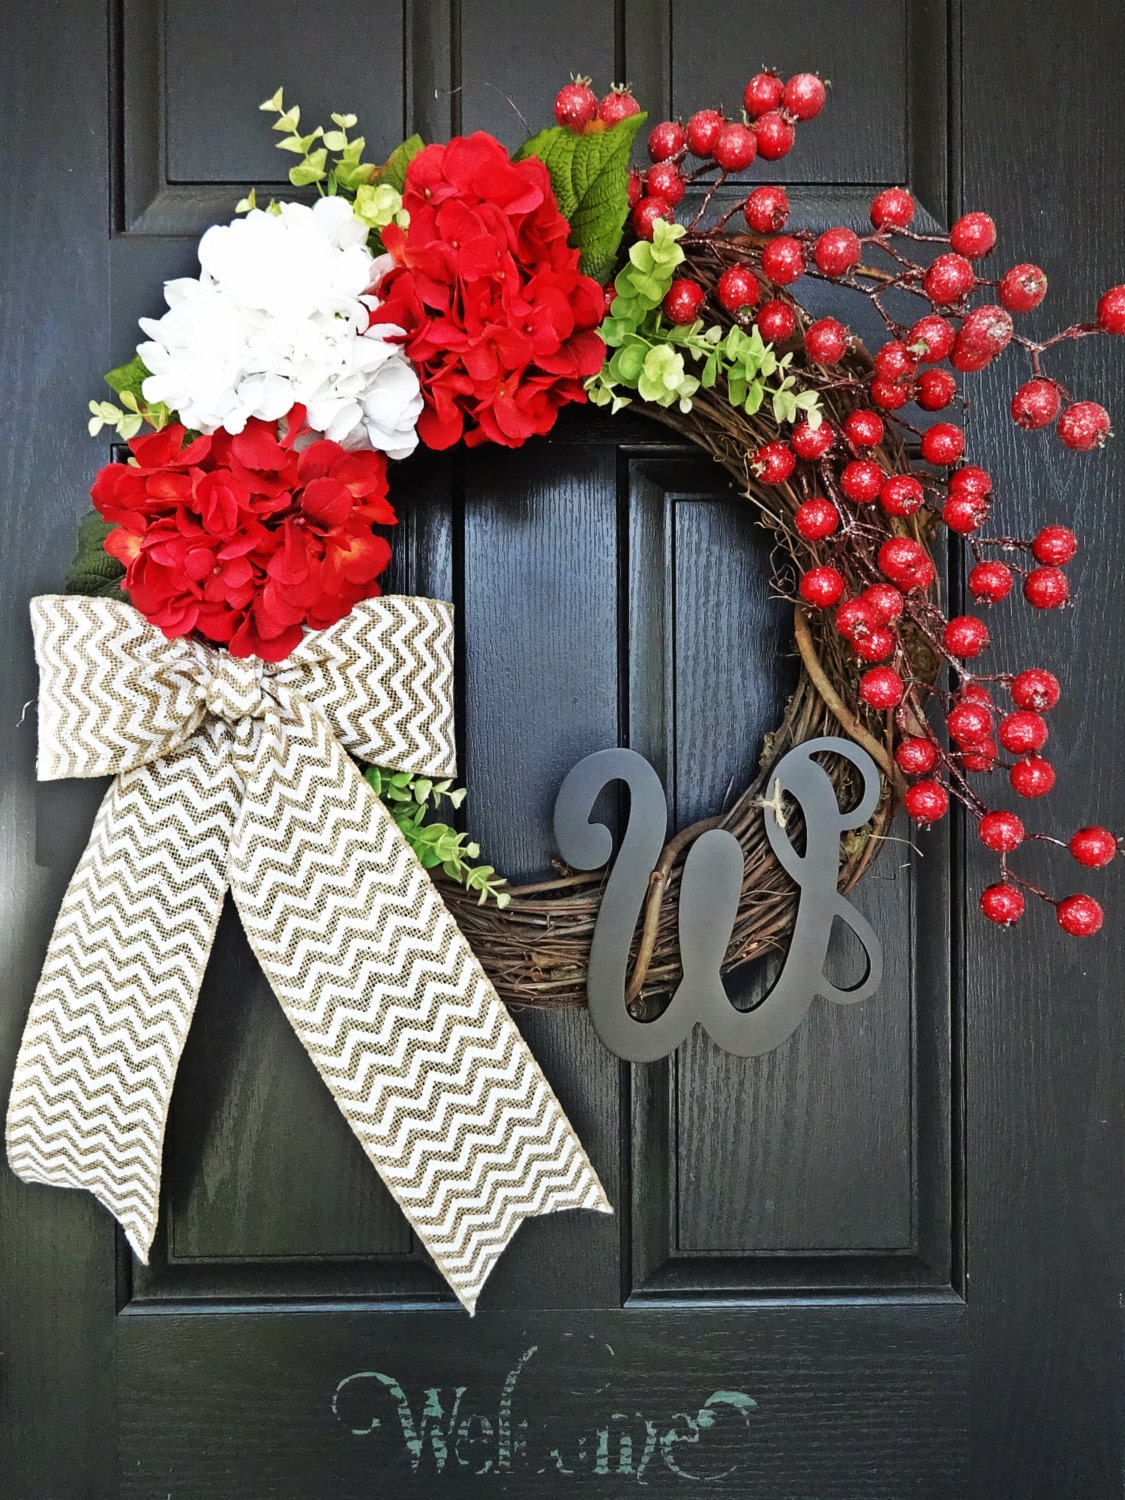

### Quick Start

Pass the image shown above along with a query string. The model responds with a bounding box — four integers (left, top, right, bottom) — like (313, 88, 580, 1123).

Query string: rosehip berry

(805, 317, 849, 363)
(874, 340, 918, 382)
(645, 160, 686, 206)
(685, 108, 725, 157)
(942, 493, 989, 534)
(924, 253, 975, 305)
(998, 263, 1047, 312)
(1010, 669, 1060, 712)
(795, 497, 839, 540)
(981, 882, 1025, 926)
(754, 440, 796, 484)
(790, 419, 834, 460)
(844, 409, 885, 447)
(836, 597, 877, 641)
(599, 85, 640, 125)
(743, 71, 783, 117)
(998, 710, 1048, 755)
(1057, 894, 1103, 937)
(916, 369, 958, 411)
(1011, 378, 1061, 430)
(969, 561, 1014, 604)
(648, 119, 686, 162)
(1031, 526, 1078, 566)
(948, 701, 993, 745)
(880, 474, 925, 517)
(717, 265, 760, 312)
(896, 736, 939, 775)
(949, 464, 992, 498)
(554, 75, 598, 131)
(962, 738, 999, 772)
(871, 377, 914, 411)
(961, 682, 994, 704)
(852, 626, 897, 663)
(782, 72, 827, 120)
(859, 666, 904, 709)
(757, 299, 797, 343)
(744, 184, 789, 232)
(663, 278, 706, 325)
(754, 111, 796, 160)
(908, 314, 956, 363)
(1096, 284, 1125, 335)
(714, 122, 757, 171)
(879, 535, 928, 585)
(841, 459, 885, 504)
(1057, 400, 1111, 451)
(943, 614, 989, 658)
(921, 422, 966, 466)
(863, 583, 905, 625)
(979, 809, 1025, 852)
(906, 780, 949, 824)
(1009, 755, 1055, 799)
(959, 304, 1015, 359)
(799, 565, 846, 608)
(870, 187, 915, 229)
(762, 235, 806, 284)
(1069, 826, 1118, 867)
(949, 211, 997, 258)
(950, 333, 993, 374)
(815, 226, 862, 277)
(1023, 566, 1070, 609)
(627, 167, 643, 208)
(632, 196, 673, 239)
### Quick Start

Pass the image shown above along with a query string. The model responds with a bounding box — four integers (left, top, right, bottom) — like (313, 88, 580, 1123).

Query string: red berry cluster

(553, 76, 642, 134)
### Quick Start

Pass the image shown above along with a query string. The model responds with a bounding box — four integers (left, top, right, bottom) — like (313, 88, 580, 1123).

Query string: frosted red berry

(754, 440, 796, 484)
(663, 278, 705, 325)
(805, 317, 849, 363)
(948, 701, 993, 745)
(627, 167, 643, 208)
(836, 597, 877, 641)
(645, 161, 685, 206)
(950, 211, 997, 259)
(795, 497, 839, 540)
(1023, 566, 1070, 609)
(717, 265, 760, 313)
(943, 614, 989, 658)
(962, 738, 999, 772)
(871, 377, 914, 410)
(949, 465, 992, 498)
(921, 422, 966, 466)
(1031, 526, 1078, 566)
(859, 666, 904, 709)
(1057, 894, 1103, 937)
(743, 71, 783, 117)
(1069, 826, 1118, 868)
(981, 882, 1025, 926)
(896, 736, 939, 775)
(714, 122, 757, 171)
(906, 780, 949, 824)
(879, 474, 924, 517)
(1011, 379, 1061, 430)
(908, 314, 956, 363)
(959, 304, 1014, 359)
(979, 809, 1025, 852)
(1096, 284, 1125, 335)
(998, 711, 1048, 755)
(874, 341, 918, 382)
(782, 72, 827, 120)
(1010, 755, 1055, 799)
(844, 410, 885, 447)
(599, 85, 640, 125)
(754, 111, 796, 160)
(791, 419, 834, 460)
(879, 535, 929, 586)
(762, 236, 806, 284)
(924, 253, 975, 305)
(841, 459, 885, 504)
(950, 334, 992, 374)
(554, 76, 598, 132)
(1011, 669, 1060, 712)
(648, 119, 686, 162)
(852, 626, 897, 663)
(632, 196, 673, 239)
(916, 369, 957, 411)
(799, 565, 846, 608)
(1057, 401, 1111, 451)
(998, 263, 1047, 312)
(815, 227, 862, 277)
(744, 184, 789, 232)
(870, 187, 915, 229)
(757, 299, 797, 343)
(942, 493, 989, 534)
(863, 583, 905, 625)
(685, 108, 724, 157)
(969, 561, 1014, 604)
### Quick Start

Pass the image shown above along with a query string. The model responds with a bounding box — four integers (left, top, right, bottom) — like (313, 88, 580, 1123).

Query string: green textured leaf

(104, 354, 150, 404)
(516, 112, 647, 283)
(378, 134, 425, 193)
(64, 511, 127, 600)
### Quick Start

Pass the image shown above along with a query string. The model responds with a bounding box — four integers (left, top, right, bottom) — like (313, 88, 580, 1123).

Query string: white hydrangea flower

(137, 196, 423, 459)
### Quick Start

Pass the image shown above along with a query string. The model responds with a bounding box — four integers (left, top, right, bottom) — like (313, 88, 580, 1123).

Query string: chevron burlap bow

(7, 594, 610, 1311)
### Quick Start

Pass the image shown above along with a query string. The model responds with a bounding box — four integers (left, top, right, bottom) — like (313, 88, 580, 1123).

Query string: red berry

(790, 419, 834, 460)
(836, 597, 877, 641)
(1023, 566, 1070, 609)
(1011, 378, 1061, 430)
(815, 226, 862, 278)
(949, 212, 997, 259)
(627, 167, 643, 208)
(799, 565, 846, 608)
(871, 377, 914, 411)
(554, 76, 597, 132)
(969, 561, 1014, 604)
(717, 265, 760, 312)
(917, 369, 958, 411)
(906, 779, 949, 824)
(950, 331, 993, 373)
(959, 304, 1015, 359)
(1069, 826, 1118, 868)
(961, 682, 994, 704)
(1057, 894, 1103, 937)
(896, 736, 939, 775)
(859, 666, 904, 709)
(979, 809, 1025, 852)
(924, 253, 975, 305)
(998, 710, 1048, 755)
(908, 314, 956, 363)
(948, 701, 993, 745)
(757, 299, 797, 343)
(943, 614, 989, 658)
(685, 108, 724, 158)
(714, 122, 757, 172)
(962, 738, 999, 773)
(762, 235, 805, 285)
(743, 71, 783, 117)
(880, 474, 925, 517)
(949, 465, 992, 498)
(841, 459, 885, 504)
(603, 284, 618, 317)
(981, 882, 1025, 926)
(645, 161, 685, 206)
(663, 278, 705, 325)
(648, 120, 686, 162)
(795, 497, 838, 540)
(754, 111, 795, 160)
(804, 317, 849, 363)
(844, 409, 885, 447)
(878, 535, 928, 586)
(1096, 285, 1125, 335)
(1057, 400, 1111, 451)
(870, 187, 914, 229)
(863, 583, 905, 625)
(942, 493, 989, 534)
(632, 196, 673, 239)
(1031, 526, 1078, 566)
(599, 85, 640, 125)
(782, 72, 827, 120)
(754, 440, 796, 484)
(874, 340, 918, 382)
(921, 422, 966, 466)
(744, 185, 789, 232)
(1010, 669, 1060, 712)
(998, 263, 1047, 312)
(1010, 755, 1055, 799)
(852, 626, 897, 663)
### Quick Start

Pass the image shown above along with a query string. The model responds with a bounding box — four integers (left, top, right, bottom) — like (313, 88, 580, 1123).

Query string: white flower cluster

(138, 197, 422, 458)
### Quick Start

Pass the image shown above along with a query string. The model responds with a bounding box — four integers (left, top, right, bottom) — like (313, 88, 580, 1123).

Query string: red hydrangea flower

(373, 131, 606, 449)
(91, 407, 395, 661)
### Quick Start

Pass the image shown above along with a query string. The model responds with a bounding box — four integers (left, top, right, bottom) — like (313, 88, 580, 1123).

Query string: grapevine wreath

(76, 71, 1122, 1015)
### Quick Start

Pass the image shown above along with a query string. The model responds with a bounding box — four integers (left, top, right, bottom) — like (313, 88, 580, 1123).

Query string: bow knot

(200, 651, 273, 724)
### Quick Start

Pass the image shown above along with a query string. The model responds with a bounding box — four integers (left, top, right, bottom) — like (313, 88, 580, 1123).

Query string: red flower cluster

(91, 408, 395, 661)
(375, 131, 606, 449)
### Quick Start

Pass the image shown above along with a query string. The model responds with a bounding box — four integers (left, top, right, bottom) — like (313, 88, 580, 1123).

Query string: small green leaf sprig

(587, 220, 822, 427)
(364, 766, 511, 908)
(88, 353, 170, 442)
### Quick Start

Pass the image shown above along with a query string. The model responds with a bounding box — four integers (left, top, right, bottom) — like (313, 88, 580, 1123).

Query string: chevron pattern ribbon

(7, 594, 610, 1312)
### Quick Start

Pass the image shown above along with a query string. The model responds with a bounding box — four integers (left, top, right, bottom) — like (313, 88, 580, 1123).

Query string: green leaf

(104, 353, 150, 404)
(259, 87, 284, 114)
(63, 511, 127, 600)
(516, 112, 648, 283)
(378, 134, 425, 193)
